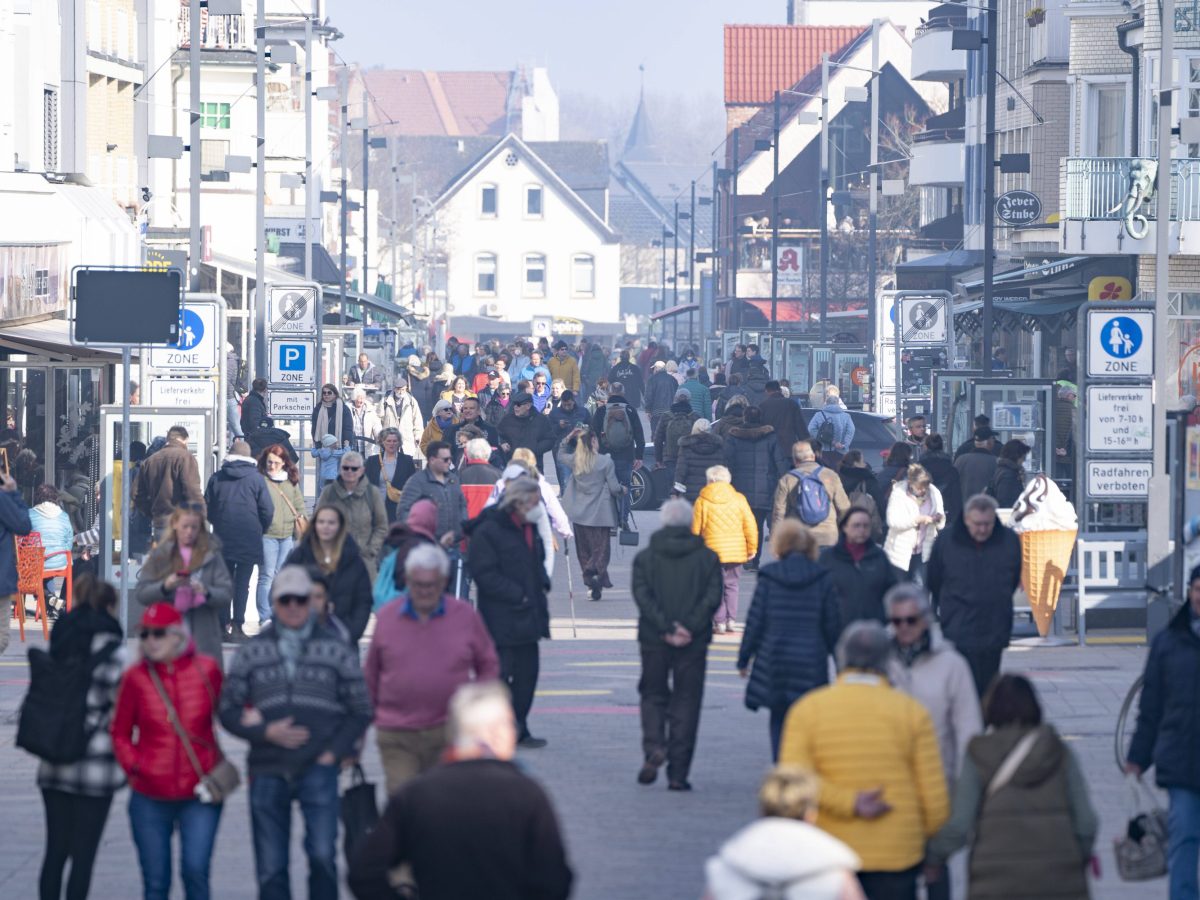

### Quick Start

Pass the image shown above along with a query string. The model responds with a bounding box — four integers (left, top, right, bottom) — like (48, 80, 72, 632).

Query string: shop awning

(650, 302, 699, 322)
(744, 299, 807, 323)
(0, 315, 129, 361)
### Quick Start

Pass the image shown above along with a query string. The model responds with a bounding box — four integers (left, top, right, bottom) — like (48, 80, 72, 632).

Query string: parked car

(798, 408, 902, 471)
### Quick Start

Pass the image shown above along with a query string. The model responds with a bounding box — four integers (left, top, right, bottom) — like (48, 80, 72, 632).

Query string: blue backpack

(790, 465, 831, 526)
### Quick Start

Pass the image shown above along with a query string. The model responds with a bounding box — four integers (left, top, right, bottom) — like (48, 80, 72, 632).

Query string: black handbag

(340, 764, 380, 867)
(619, 510, 640, 547)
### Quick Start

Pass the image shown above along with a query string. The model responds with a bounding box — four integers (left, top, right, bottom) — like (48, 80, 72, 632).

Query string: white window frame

(1078, 75, 1132, 157)
(525, 184, 544, 218)
(571, 253, 595, 297)
(1144, 54, 1200, 158)
(475, 252, 498, 296)
(523, 253, 547, 298)
(480, 183, 498, 218)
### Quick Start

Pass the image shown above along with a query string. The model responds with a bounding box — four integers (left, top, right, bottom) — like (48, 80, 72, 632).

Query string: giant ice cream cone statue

(1011, 474, 1078, 636)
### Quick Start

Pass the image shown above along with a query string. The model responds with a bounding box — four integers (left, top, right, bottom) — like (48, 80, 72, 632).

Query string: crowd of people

(5, 332, 1188, 900)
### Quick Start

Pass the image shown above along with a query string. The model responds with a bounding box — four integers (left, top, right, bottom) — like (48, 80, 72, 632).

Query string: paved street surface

(0, 509, 1168, 898)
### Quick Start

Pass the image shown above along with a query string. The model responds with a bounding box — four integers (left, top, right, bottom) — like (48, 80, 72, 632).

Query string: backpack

(790, 465, 831, 527)
(372, 548, 399, 611)
(814, 412, 837, 448)
(848, 483, 883, 541)
(602, 403, 633, 452)
(17, 639, 121, 764)
(664, 414, 695, 461)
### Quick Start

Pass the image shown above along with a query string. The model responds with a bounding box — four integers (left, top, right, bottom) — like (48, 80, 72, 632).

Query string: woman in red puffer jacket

(111, 602, 226, 898)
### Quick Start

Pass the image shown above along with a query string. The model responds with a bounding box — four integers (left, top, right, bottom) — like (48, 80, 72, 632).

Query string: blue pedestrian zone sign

(1088, 309, 1153, 378)
(173, 308, 204, 350)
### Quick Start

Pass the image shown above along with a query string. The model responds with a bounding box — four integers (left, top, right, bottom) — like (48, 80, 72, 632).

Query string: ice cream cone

(1020, 529, 1078, 636)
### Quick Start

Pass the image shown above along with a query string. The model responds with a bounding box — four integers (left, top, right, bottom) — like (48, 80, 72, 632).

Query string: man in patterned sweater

(220, 565, 372, 900)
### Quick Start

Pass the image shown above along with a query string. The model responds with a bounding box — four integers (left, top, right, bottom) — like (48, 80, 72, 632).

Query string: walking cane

(564, 537, 577, 638)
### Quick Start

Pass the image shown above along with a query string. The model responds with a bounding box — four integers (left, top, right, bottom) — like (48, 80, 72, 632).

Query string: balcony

(1060, 157, 1200, 255)
(911, 9, 970, 81)
(178, 9, 250, 51)
(909, 129, 966, 187)
(1028, 10, 1069, 67)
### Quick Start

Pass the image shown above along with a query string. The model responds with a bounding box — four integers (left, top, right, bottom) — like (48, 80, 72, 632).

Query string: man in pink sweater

(365, 543, 500, 794)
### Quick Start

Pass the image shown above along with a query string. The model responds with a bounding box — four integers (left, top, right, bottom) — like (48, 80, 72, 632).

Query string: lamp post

(981, 0, 998, 375)
(771, 89, 781, 333)
(731, 126, 741, 332)
(867, 19, 881, 357)
(188, 0, 201, 293)
(672, 200, 680, 308)
(338, 67, 348, 325)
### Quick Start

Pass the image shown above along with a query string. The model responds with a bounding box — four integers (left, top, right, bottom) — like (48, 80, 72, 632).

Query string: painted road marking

(535, 690, 613, 697)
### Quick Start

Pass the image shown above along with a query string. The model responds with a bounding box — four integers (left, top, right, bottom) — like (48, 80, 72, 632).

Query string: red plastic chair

(14, 533, 48, 641)
(43, 549, 72, 613)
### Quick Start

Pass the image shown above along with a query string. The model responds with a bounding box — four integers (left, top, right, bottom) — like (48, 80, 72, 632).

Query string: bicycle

(1113, 583, 1171, 771)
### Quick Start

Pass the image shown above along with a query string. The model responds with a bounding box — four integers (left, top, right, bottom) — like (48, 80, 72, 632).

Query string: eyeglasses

(341, 465, 361, 471)
(322, 390, 335, 396)
(888, 616, 922, 627)
(138, 628, 168, 641)
(500, 391, 511, 395)
(434, 455, 452, 463)
(275, 594, 310, 607)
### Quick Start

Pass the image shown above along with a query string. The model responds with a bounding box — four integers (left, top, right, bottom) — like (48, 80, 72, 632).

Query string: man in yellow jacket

(780, 620, 948, 898)
(547, 342, 581, 393)
(691, 465, 757, 634)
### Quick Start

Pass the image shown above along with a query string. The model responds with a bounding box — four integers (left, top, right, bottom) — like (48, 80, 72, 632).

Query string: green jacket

(631, 526, 722, 645)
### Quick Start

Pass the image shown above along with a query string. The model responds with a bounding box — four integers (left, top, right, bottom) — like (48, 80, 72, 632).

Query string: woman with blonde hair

(706, 766, 864, 900)
(737, 519, 841, 759)
(692, 465, 758, 633)
(134, 505, 233, 663)
(883, 463, 945, 584)
(558, 426, 622, 600)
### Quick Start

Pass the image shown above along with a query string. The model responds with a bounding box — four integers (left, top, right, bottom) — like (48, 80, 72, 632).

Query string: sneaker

(518, 735, 548, 749)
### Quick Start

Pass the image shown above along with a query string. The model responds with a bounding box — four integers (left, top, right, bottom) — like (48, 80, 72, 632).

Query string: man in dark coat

(652, 394, 698, 469)
(920, 434, 963, 523)
(133, 425, 206, 539)
(240, 378, 272, 437)
(1127, 565, 1200, 899)
(631, 499, 722, 790)
(644, 361, 679, 437)
(497, 392, 555, 472)
(607, 351, 644, 410)
(954, 415, 1002, 460)
(592, 384, 645, 524)
(723, 406, 778, 568)
(442, 396, 500, 466)
(926, 494, 1021, 697)
(204, 439, 274, 641)
(954, 427, 1000, 507)
(0, 471, 31, 655)
(465, 480, 551, 748)
(348, 682, 573, 900)
(758, 381, 807, 477)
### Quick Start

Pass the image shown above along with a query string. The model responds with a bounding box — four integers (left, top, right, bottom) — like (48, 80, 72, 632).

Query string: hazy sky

(331, 0, 784, 101)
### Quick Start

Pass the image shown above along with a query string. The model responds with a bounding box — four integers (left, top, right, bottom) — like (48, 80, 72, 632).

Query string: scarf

(846, 540, 868, 563)
(314, 399, 345, 444)
(276, 615, 315, 680)
(894, 629, 932, 668)
(267, 470, 288, 482)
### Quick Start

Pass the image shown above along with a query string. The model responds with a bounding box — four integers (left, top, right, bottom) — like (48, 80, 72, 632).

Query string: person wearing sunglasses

(883, 582, 981, 900)
(309, 383, 354, 447)
(219, 566, 372, 900)
(111, 601, 226, 900)
(315, 450, 388, 580)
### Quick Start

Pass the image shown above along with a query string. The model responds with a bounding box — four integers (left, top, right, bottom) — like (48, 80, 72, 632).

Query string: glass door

(933, 370, 979, 450)
(0, 365, 50, 507)
(783, 341, 812, 400)
(52, 367, 104, 534)
(971, 380, 1057, 478)
(834, 351, 870, 410)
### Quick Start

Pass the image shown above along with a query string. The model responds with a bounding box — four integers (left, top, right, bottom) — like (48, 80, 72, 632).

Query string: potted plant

(1026, 7, 1046, 26)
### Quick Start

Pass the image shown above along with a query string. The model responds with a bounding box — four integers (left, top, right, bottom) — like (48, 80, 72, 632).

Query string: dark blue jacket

(204, 458, 274, 565)
(926, 515, 1021, 651)
(737, 554, 840, 712)
(1129, 604, 1200, 790)
(0, 490, 32, 595)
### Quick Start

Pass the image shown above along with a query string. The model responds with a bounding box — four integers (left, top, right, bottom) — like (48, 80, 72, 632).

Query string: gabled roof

(432, 134, 618, 242)
(360, 69, 517, 137)
(724, 24, 867, 106)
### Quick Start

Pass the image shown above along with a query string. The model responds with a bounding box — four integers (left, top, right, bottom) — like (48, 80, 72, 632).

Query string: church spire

(622, 64, 659, 163)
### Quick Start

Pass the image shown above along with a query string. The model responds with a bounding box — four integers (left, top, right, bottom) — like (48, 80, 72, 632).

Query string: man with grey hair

(365, 543, 499, 794)
(885, 583, 980, 900)
(771, 440, 851, 549)
(780, 620, 949, 899)
(347, 682, 573, 900)
(926, 493, 1022, 697)
(631, 498, 723, 790)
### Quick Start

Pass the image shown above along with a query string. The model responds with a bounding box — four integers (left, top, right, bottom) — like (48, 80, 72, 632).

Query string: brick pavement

(0, 510, 1172, 898)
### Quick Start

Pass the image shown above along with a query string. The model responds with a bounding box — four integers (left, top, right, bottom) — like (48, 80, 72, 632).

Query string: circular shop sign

(995, 190, 1042, 225)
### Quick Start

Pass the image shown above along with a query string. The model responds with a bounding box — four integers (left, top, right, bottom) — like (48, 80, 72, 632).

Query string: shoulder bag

(147, 665, 241, 804)
(271, 480, 310, 539)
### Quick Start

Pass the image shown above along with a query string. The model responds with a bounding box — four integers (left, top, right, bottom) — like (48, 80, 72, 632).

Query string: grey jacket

(316, 477, 388, 572)
(558, 449, 621, 527)
(134, 537, 234, 668)
(395, 468, 468, 542)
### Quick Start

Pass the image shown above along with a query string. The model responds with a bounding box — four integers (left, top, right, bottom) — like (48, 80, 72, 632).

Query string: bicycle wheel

(1114, 674, 1144, 772)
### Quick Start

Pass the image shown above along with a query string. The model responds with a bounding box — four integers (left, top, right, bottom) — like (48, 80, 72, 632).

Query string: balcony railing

(914, 15, 970, 38)
(178, 8, 250, 50)
(1062, 157, 1200, 222)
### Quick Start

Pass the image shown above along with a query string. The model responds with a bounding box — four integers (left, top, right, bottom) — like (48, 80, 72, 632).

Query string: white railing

(1029, 10, 1069, 65)
(178, 8, 250, 50)
(1062, 157, 1200, 222)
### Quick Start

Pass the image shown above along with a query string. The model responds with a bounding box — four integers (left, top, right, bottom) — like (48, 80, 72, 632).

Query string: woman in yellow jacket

(419, 399, 457, 456)
(692, 464, 758, 634)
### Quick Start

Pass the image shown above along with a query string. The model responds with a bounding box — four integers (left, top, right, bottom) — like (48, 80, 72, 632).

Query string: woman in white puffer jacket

(883, 464, 945, 585)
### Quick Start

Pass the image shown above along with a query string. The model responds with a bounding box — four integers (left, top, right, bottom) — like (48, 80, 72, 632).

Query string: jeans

(639, 638, 708, 784)
(223, 560, 256, 629)
(257, 537, 294, 625)
(128, 790, 222, 900)
(227, 399, 244, 438)
(1169, 786, 1200, 900)
(40, 789, 113, 900)
(249, 763, 340, 900)
(612, 455, 633, 525)
(498, 643, 540, 739)
(717, 564, 741, 624)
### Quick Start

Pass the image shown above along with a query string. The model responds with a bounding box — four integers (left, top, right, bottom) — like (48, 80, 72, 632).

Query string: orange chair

(15, 533, 49, 641)
(43, 549, 72, 613)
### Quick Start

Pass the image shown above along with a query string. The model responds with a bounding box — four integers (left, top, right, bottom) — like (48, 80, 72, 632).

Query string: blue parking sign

(269, 339, 316, 385)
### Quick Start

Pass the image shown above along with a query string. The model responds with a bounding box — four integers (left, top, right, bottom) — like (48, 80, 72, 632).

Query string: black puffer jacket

(285, 535, 374, 643)
(920, 451, 963, 522)
(926, 516, 1021, 652)
(1129, 603, 1200, 791)
(653, 402, 698, 465)
(988, 457, 1025, 508)
(737, 554, 840, 712)
(723, 424, 778, 509)
(203, 457, 274, 565)
(674, 432, 725, 502)
(465, 506, 549, 647)
(818, 536, 897, 629)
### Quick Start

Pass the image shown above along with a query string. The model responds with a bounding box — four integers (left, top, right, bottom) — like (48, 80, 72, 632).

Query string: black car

(798, 408, 901, 472)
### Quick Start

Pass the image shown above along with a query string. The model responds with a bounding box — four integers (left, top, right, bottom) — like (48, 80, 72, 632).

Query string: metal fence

(1063, 157, 1200, 222)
